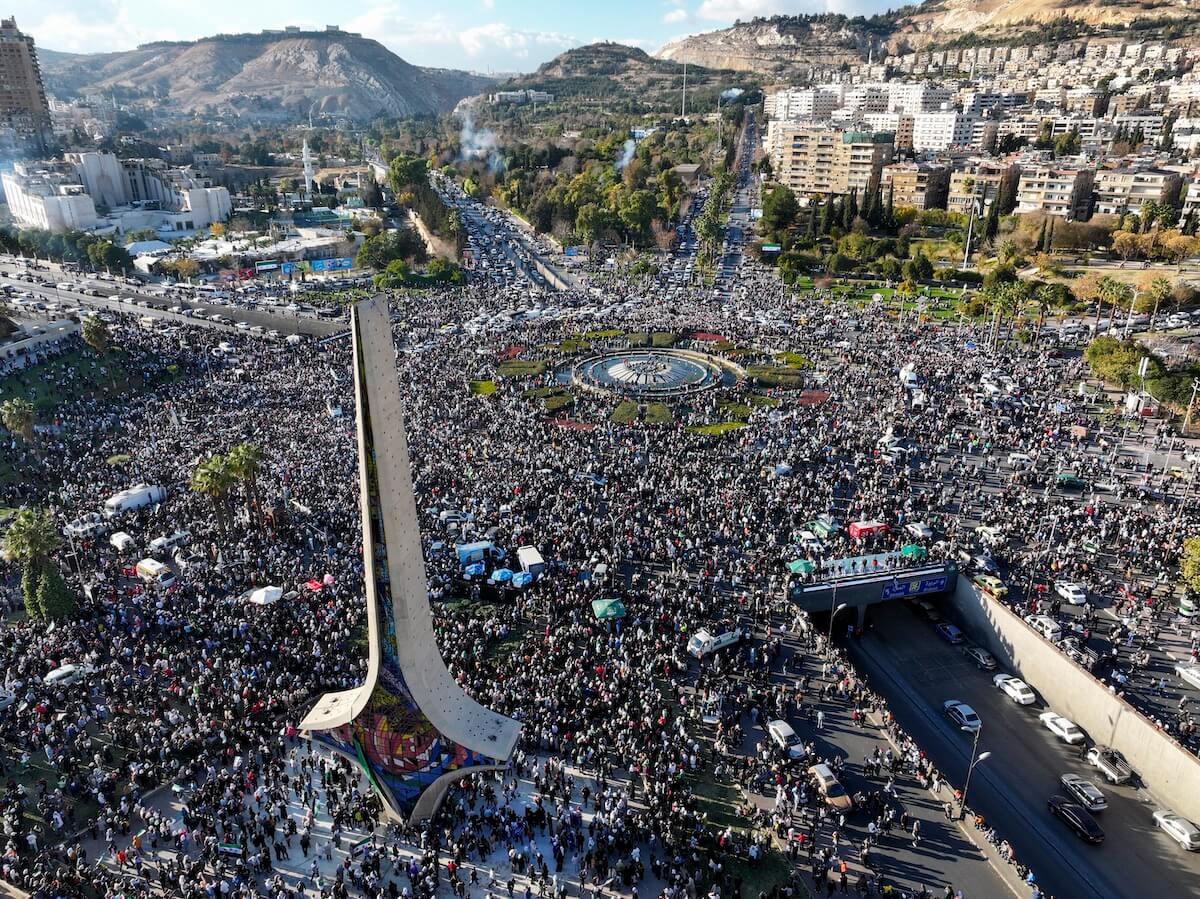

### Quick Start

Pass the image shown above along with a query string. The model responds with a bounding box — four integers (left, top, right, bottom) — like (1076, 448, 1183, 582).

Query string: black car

(1048, 794, 1105, 844)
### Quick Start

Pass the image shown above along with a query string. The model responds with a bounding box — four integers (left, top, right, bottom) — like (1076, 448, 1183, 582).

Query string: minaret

(302, 139, 315, 198)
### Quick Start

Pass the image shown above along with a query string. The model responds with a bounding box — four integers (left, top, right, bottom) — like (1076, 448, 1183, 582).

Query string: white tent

(247, 586, 283, 605)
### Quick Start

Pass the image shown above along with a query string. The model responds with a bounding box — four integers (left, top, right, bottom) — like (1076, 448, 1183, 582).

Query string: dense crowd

(0, 218, 1197, 899)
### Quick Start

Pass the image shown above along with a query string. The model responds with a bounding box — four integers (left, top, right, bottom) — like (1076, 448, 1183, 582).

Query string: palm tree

(1, 507, 60, 620)
(82, 316, 111, 356)
(227, 442, 265, 524)
(191, 455, 237, 538)
(0, 397, 35, 446)
(981, 281, 1019, 348)
(1033, 283, 1058, 346)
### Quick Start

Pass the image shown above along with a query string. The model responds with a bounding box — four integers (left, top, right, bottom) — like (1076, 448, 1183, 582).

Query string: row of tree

(0, 227, 132, 272)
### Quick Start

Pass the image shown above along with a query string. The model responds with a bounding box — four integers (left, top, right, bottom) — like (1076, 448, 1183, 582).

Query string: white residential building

(911, 111, 973, 152)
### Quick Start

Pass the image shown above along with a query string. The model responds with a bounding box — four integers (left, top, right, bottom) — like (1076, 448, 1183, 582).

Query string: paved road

(751, 629, 1011, 898)
(847, 601, 1200, 899)
(2, 275, 346, 338)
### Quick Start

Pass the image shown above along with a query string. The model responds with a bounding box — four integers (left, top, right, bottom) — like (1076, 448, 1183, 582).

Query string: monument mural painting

(301, 295, 521, 822)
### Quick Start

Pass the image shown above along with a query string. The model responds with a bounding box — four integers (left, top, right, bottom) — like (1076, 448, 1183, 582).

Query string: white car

(1175, 664, 1200, 691)
(943, 700, 981, 732)
(905, 521, 933, 540)
(993, 673, 1038, 705)
(1039, 711, 1085, 744)
(1153, 810, 1200, 851)
(766, 719, 806, 759)
(1054, 582, 1088, 605)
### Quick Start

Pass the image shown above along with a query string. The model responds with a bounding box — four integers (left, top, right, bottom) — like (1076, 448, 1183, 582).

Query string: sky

(16, 0, 899, 74)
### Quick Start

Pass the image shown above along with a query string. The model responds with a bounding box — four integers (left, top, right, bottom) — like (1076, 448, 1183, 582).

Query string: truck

(104, 484, 166, 518)
(1086, 745, 1134, 785)
(848, 520, 889, 540)
(516, 545, 546, 577)
(687, 625, 745, 659)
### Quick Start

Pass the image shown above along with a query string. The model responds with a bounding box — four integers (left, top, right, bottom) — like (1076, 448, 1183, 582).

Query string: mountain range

(656, 0, 1200, 75)
(39, 30, 493, 121)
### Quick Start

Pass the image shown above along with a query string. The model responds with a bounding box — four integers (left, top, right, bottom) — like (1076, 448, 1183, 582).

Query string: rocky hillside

(39, 31, 493, 121)
(497, 42, 750, 103)
(657, 15, 880, 75)
(897, 0, 1198, 41)
(655, 0, 1200, 73)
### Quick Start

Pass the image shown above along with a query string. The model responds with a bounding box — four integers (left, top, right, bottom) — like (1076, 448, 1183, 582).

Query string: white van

(44, 664, 89, 688)
(1025, 613, 1063, 642)
(767, 719, 805, 759)
(148, 530, 190, 555)
(109, 531, 135, 553)
(135, 558, 176, 588)
(1007, 452, 1035, 469)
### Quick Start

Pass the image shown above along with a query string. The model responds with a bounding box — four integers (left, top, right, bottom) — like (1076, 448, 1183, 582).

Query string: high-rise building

(0, 18, 51, 152)
(770, 123, 893, 197)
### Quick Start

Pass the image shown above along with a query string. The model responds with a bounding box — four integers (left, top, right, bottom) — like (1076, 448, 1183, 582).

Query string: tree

(1, 507, 63, 620)
(761, 186, 800, 235)
(1146, 276, 1173, 325)
(902, 252, 933, 283)
(1182, 537, 1200, 595)
(1112, 230, 1142, 261)
(191, 455, 236, 539)
(227, 442, 265, 525)
(373, 259, 411, 289)
(617, 190, 657, 243)
(388, 155, 428, 193)
(1, 397, 35, 446)
(35, 564, 75, 621)
(82, 316, 110, 357)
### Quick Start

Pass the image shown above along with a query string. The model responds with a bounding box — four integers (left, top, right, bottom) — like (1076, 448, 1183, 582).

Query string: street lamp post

(826, 599, 848, 658)
(958, 725, 991, 820)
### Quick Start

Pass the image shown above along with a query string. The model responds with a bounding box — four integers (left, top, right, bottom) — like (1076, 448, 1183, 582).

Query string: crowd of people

(0, 211, 1197, 899)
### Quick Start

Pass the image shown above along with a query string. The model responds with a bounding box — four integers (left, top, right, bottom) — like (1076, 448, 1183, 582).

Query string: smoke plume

(458, 111, 504, 174)
(614, 139, 636, 172)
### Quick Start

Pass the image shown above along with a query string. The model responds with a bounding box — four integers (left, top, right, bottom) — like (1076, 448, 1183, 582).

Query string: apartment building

(0, 17, 51, 151)
(1093, 167, 1182, 216)
(880, 162, 951, 210)
(912, 111, 974, 152)
(1016, 166, 1096, 220)
(765, 87, 841, 121)
(1, 162, 96, 231)
(947, 161, 1020, 216)
(771, 123, 894, 196)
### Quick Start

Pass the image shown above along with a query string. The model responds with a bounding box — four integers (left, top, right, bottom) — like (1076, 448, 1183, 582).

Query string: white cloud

(29, 7, 173, 53)
(458, 23, 578, 59)
(663, 8, 689, 24)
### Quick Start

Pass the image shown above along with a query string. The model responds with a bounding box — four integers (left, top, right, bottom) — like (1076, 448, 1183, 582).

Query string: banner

(310, 257, 354, 273)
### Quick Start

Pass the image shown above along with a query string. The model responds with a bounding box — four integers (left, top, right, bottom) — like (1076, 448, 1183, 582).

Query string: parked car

(1048, 795, 1105, 844)
(1039, 711, 1086, 744)
(1152, 810, 1200, 851)
(962, 645, 997, 670)
(1060, 774, 1107, 812)
(912, 599, 942, 623)
(993, 673, 1038, 705)
(943, 700, 981, 732)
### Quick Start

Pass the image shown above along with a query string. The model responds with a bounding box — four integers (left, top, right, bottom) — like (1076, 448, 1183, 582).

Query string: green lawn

(551, 338, 592, 354)
(717, 399, 753, 420)
(469, 379, 497, 395)
(0, 348, 182, 412)
(581, 329, 622, 339)
(611, 401, 673, 424)
(746, 365, 806, 389)
(776, 352, 813, 369)
(687, 422, 748, 436)
(497, 359, 547, 377)
(749, 394, 782, 408)
(544, 393, 574, 413)
(626, 331, 677, 348)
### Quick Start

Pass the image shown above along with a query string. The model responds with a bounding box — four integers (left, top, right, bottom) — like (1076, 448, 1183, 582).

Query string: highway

(846, 601, 1200, 899)
(1, 269, 346, 338)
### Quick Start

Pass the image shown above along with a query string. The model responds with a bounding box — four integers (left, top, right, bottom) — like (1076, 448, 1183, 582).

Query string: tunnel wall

(949, 579, 1200, 822)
